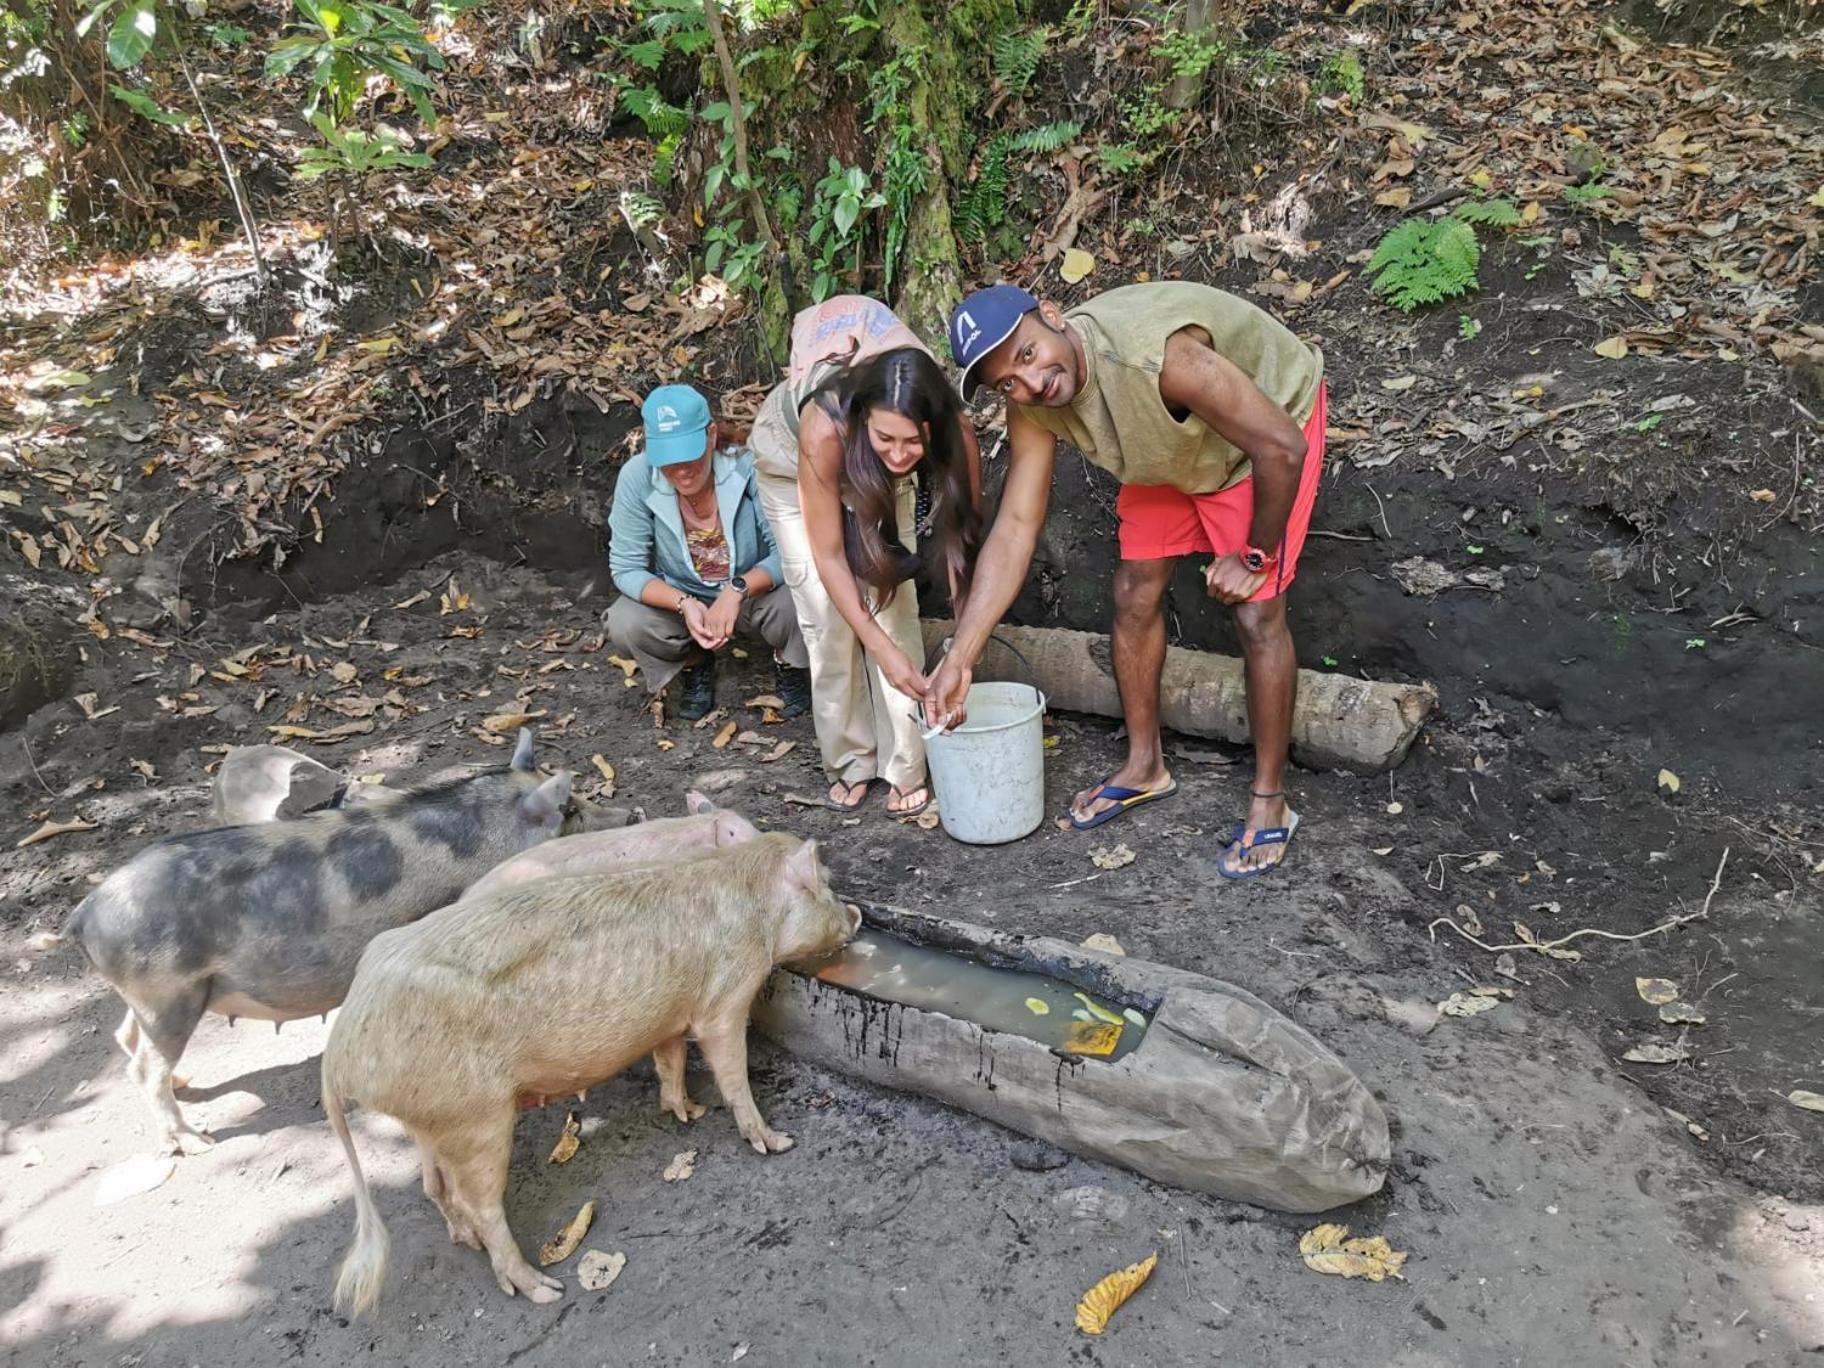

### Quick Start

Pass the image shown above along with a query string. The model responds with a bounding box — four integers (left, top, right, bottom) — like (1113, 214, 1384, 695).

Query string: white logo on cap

(656, 404, 680, 430)
(956, 309, 981, 352)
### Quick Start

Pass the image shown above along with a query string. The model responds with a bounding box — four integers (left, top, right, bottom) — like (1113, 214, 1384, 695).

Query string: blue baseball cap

(949, 284, 1040, 401)
(640, 384, 712, 466)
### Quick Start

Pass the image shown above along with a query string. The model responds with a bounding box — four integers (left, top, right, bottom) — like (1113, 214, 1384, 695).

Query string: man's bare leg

(1224, 595, 1297, 873)
(1071, 558, 1178, 824)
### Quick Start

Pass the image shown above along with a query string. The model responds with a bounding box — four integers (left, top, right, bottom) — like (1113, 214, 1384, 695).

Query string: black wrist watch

(727, 575, 749, 598)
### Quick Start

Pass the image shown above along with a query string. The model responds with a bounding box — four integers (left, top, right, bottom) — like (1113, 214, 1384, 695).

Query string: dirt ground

(3, 548, 1821, 1367)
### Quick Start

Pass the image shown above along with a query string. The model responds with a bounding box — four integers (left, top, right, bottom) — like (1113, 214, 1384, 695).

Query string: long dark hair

(809, 347, 982, 609)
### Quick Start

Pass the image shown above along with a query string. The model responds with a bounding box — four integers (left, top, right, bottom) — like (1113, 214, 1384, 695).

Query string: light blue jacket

(607, 449, 784, 603)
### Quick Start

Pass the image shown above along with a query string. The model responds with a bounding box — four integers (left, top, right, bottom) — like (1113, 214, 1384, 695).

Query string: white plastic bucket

(923, 681, 1049, 845)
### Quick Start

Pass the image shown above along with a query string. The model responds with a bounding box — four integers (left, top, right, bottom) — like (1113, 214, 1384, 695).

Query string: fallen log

(920, 620, 1435, 773)
(755, 902, 1390, 1213)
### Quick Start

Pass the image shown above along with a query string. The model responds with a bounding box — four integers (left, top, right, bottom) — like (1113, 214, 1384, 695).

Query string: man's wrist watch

(1240, 545, 1278, 574)
(726, 575, 749, 598)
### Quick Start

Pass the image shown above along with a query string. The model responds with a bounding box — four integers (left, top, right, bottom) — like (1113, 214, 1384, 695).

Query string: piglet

(461, 791, 759, 902)
(45, 729, 573, 1156)
(322, 833, 860, 1315)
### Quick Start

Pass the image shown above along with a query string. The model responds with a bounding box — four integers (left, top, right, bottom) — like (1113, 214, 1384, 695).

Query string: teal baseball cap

(640, 384, 712, 466)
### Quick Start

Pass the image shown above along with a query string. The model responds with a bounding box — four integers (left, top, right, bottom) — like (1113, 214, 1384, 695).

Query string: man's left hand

(704, 588, 742, 647)
(1205, 553, 1269, 605)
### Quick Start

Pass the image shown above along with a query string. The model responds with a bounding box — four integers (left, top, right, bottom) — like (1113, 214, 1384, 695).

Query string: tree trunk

(1167, 0, 1216, 109)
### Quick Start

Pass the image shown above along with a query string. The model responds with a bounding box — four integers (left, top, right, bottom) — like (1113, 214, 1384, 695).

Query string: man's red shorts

(1114, 383, 1327, 602)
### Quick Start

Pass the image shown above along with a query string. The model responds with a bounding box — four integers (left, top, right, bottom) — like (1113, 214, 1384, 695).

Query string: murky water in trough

(797, 930, 1149, 1063)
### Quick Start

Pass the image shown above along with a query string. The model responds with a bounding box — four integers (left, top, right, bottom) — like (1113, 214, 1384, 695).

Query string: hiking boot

(775, 660, 812, 719)
(676, 653, 716, 722)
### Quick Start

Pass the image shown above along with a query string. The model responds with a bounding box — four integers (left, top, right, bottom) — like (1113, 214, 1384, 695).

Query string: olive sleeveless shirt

(1018, 282, 1324, 494)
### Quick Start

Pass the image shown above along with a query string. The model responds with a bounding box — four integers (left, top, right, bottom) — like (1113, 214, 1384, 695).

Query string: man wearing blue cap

(607, 383, 810, 721)
(934, 282, 1328, 878)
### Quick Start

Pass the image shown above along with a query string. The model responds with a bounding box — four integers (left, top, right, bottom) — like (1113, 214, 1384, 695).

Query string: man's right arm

(924, 406, 1056, 723)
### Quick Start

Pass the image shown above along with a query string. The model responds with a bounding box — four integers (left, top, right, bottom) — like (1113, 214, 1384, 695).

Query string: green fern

(957, 135, 1012, 244)
(1454, 197, 1520, 227)
(621, 85, 688, 140)
(1367, 217, 1480, 312)
(993, 26, 1048, 98)
(1009, 119, 1081, 154)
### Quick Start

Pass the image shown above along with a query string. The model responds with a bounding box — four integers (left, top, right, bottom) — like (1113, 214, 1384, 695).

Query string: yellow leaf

(1299, 1224, 1408, 1281)
(548, 1111, 581, 1164)
(1074, 1252, 1159, 1335)
(1062, 1020, 1122, 1056)
(483, 710, 546, 734)
(493, 308, 524, 329)
(537, 1200, 594, 1266)
(1787, 1090, 1824, 1113)
(1374, 187, 1411, 208)
(1059, 248, 1095, 284)
(1809, 187, 1824, 209)
(1747, 488, 1777, 503)
(713, 721, 738, 749)
(1468, 168, 1493, 190)
(606, 654, 640, 687)
(1657, 768, 1680, 794)
(1024, 997, 1050, 1015)
(1593, 336, 1629, 359)
(1521, 200, 1541, 223)
(1635, 977, 1680, 1005)
(356, 336, 397, 354)
(590, 753, 616, 796)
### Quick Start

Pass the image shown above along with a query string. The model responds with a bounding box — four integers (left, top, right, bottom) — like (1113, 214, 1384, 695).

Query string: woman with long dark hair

(749, 296, 981, 815)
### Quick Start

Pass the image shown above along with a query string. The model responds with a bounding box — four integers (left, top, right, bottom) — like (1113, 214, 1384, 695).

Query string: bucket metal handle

(915, 632, 1043, 736)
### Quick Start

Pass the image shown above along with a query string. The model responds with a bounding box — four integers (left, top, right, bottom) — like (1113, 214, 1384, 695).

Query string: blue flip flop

(1215, 809, 1302, 880)
(1068, 776, 1179, 831)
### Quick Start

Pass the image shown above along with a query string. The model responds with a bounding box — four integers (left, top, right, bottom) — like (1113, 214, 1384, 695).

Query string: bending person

(749, 296, 982, 815)
(934, 283, 1326, 879)
(607, 383, 811, 722)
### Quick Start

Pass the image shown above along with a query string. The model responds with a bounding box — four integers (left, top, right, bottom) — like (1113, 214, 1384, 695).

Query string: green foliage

(1008, 119, 1079, 154)
(294, 112, 431, 179)
(620, 84, 688, 140)
(265, 0, 447, 126)
(807, 157, 884, 300)
(1157, 28, 1224, 82)
(1458, 314, 1481, 341)
(620, 190, 665, 229)
(1061, 0, 1097, 40)
(1121, 88, 1179, 140)
(956, 136, 1011, 244)
(1563, 181, 1610, 205)
(1367, 216, 1480, 312)
(1454, 196, 1520, 226)
(1317, 50, 1364, 102)
(1097, 142, 1147, 176)
(866, 48, 927, 293)
(109, 82, 187, 126)
(992, 25, 1047, 99)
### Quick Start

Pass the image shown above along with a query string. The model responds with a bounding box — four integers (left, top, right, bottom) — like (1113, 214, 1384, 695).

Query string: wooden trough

(753, 902, 1390, 1214)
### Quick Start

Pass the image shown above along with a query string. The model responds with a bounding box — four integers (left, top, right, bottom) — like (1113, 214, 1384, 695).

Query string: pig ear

(684, 790, 716, 816)
(510, 728, 536, 773)
(785, 838, 822, 891)
(520, 771, 572, 827)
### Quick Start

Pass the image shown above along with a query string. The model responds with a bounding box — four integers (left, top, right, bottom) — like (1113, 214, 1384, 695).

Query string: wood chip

(17, 817, 98, 848)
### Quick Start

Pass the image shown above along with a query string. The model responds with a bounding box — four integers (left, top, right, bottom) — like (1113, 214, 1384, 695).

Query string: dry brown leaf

(1374, 187, 1412, 208)
(537, 1200, 595, 1266)
(74, 691, 119, 720)
(590, 754, 616, 797)
(712, 721, 737, 749)
(1658, 1003, 1707, 1025)
(607, 654, 640, 687)
(1381, 374, 1417, 391)
(1786, 1090, 1824, 1113)
(1635, 977, 1680, 1005)
(1081, 933, 1126, 956)
(576, 1249, 627, 1291)
(1593, 336, 1629, 359)
(549, 1111, 581, 1164)
(17, 817, 98, 848)
(483, 710, 546, 734)
(330, 662, 358, 685)
(1438, 991, 1502, 1018)
(662, 1149, 697, 1182)
(1622, 1041, 1692, 1065)
(1747, 488, 1777, 503)
(1090, 843, 1136, 870)
(1299, 1224, 1407, 1281)
(129, 758, 157, 782)
(744, 694, 785, 710)
(761, 740, 797, 763)
(1075, 1251, 1158, 1335)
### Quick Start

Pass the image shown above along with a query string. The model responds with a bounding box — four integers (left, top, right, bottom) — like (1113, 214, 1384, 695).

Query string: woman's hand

(879, 647, 930, 701)
(703, 588, 742, 648)
(679, 596, 719, 650)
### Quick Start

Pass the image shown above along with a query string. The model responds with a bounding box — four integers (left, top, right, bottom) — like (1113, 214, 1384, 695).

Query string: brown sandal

(823, 778, 876, 811)
(885, 783, 931, 818)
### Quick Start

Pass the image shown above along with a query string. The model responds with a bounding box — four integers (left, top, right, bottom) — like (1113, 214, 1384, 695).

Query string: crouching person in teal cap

(607, 383, 811, 721)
